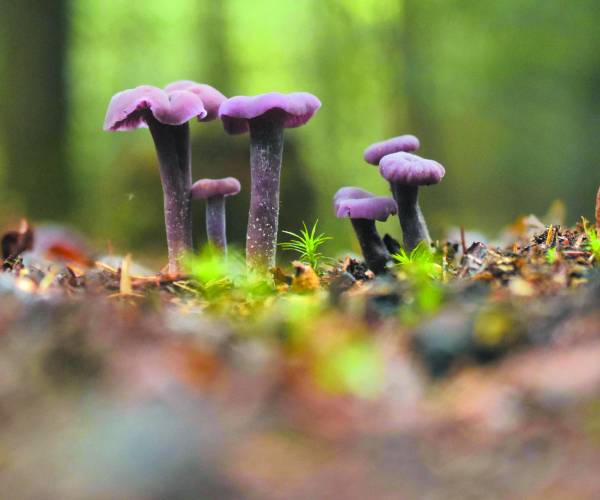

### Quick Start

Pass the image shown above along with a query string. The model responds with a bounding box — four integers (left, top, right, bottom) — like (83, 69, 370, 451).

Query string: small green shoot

(280, 220, 332, 272)
(184, 246, 275, 304)
(185, 245, 233, 285)
(392, 241, 442, 280)
(582, 217, 600, 262)
(392, 241, 445, 324)
(184, 246, 239, 299)
(546, 247, 558, 264)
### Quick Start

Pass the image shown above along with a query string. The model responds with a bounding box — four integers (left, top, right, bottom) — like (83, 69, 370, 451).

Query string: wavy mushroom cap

(103, 85, 207, 131)
(219, 92, 321, 135)
(333, 187, 375, 203)
(333, 187, 376, 213)
(379, 152, 445, 186)
(363, 135, 420, 165)
(336, 196, 398, 222)
(164, 80, 226, 121)
(191, 177, 241, 199)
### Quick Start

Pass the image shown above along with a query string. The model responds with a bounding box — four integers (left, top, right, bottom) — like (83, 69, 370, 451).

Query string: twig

(120, 253, 133, 295)
(562, 251, 590, 257)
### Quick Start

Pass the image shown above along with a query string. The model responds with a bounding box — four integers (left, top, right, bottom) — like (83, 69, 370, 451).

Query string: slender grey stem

(206, 195, 227, 252)
(246, 112, 284, 270)
(350, 218, 391, 275)
(146, 114, 193, 274)
(391, 184, 431, 252)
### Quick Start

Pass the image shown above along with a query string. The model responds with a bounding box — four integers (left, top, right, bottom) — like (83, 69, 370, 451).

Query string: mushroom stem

(246, 111, 285, 270)
(391, 184, 431, 252)
(350, 219, 391, 274)
(146, 114, 193, 274)
(206, 195, 227, 252)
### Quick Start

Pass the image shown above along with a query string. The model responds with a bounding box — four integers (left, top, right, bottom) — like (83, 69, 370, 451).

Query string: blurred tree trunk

(390, 0, 443, 156)
(1, 0, 72, 220)
(387, 0, 451, 222)
(198, 0, 232, 95)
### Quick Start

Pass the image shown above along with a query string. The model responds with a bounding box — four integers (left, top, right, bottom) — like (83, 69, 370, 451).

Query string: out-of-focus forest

(0, 0, 598, 262)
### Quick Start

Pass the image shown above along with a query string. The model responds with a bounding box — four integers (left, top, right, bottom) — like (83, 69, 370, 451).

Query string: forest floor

(1, 214, 600, 499)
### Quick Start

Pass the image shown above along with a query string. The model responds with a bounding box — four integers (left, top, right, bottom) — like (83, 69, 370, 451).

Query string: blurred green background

(0, 0, 598, 265)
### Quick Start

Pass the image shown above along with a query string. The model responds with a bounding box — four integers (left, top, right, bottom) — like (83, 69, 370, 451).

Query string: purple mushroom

(191, 177, 241, 252)
(104, 82, 224, 274)
(219, 92, 321, 270)
(334, 187, 398, 275)
(363, 135, 420, 166)
(378, 152, 445, 252)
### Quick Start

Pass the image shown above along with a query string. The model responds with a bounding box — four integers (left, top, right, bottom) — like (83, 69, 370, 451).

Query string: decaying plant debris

(1, 208, 599, 499)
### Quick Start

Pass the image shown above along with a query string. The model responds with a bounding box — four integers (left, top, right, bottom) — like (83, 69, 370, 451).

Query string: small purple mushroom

(191, 177, 241, 252)
(363, 135, 420, 166)
(104, 83, 213, 274)
(334, 187, 397, 275)
(378, 152, 445, 252)
(219, 92, 321, 270)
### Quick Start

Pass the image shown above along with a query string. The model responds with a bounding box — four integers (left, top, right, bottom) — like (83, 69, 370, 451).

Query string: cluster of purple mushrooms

(103, 81, 445, 276)
(335, 135, 445, 274)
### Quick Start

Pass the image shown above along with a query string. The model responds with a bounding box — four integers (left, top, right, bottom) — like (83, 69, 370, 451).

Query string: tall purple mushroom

(219, 92, 321, 270)
(104, 82, 225, 274)
(334, 187, 397, 275)
(363, 134, 420, 166)
(378, 152, 445, 252)
(191, 177, 241, 252)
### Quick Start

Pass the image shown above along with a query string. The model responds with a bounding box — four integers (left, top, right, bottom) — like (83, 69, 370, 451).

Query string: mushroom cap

(363, 135, 420, 165)
(219, 92, 321, 135)
(379, 152, 445, 186)
(333, 186, 375, 204)
(191, 177, 241, 199)
(333, 187, 376, 213)
(336, 196, 398, 222)
(164, 80, 226, 121)
(103, 85, 207, 131)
